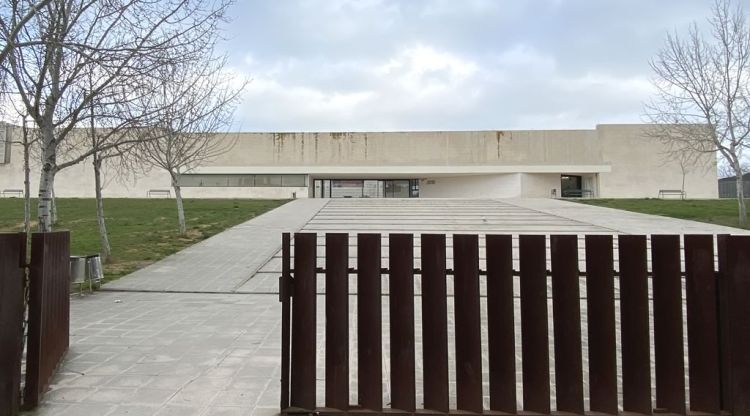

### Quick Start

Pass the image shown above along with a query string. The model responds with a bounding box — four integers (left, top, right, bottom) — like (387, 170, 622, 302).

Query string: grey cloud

(222, 0, 718, 131)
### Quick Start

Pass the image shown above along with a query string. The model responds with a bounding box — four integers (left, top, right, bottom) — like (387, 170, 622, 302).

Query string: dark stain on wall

(313, 133, 319, 162)
(363, 133, 368, 160)
(495, 130, 506, 160)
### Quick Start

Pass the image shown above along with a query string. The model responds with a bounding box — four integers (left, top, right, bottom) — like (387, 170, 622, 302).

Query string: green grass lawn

(0, 198, 287, 280)
(576, 198, 747, 229)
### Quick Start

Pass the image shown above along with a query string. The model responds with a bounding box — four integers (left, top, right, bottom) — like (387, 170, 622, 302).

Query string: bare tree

(0, 0, 233, 231)
(0, 0, 52, 66)
(138, 58, 244, 234)
(646, 0, 750, 225)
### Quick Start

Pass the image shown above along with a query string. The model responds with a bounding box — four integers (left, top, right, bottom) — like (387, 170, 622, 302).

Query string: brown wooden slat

(290, 233, 317, 410)
(651, 234, 686, 414)
(684, 235, 720, 413)
(326, 233, 349, 410)
(618, 235, 652, 414)
(585, 234, 618, 414)
(357, 233, 382, 411)
(453, 234, 483, 413)
(23, 232, 70, 410)
(726, 235, 750, 416)
(519, 234, 550, 414)
(421, 233, 449, 413)
(716, 234, 732, 412)
(550, 235, 584, 414)
(280, 232, 291, 410)
(0, 233, 25, 416)
(485, 234, 517, 413)
(23, 233, 45, 409)
(389, 233, 416, 412)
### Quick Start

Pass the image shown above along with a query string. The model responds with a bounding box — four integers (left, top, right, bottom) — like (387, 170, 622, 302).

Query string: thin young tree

(20, 114, 35, 233)
(0, 0, 233, 231)
(646, 0, 750, 225)
(138, 58, 244, 235)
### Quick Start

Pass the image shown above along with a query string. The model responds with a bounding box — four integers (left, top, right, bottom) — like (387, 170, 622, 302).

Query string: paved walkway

(104, 199, 328, 293)
(32, 198, 748, 415)
(506, 198, 750, 234)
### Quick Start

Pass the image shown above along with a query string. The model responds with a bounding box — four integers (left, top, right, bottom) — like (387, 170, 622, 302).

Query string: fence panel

(585, 234, 618, 414)
(717, 234, 733, 412)
(727, 235, 750, 416)
(684, 234, 721, 414)
(453, 234, 482, 413)
(0, 233, 25, 416)
(357, 233, 382, 411)
(280, 232, 750, 416)
(519, 234, 550, 414)
(289, 233, 316, 410)
(651, 234, 686, 414)
(24, 231, 70, 410)
(325, 233, 348, 410)
(389, 233, 416, 413)
(550, 235, 584, 414)
(618, 235, 652, 414)
(485, 234, 516, 413)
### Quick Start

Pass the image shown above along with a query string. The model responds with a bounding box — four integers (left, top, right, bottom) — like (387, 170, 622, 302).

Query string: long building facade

(0, 123, 718, 199)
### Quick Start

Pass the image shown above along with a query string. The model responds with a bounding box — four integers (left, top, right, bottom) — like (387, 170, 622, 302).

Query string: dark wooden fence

(0, 233, 26, 416)
(0, 232, 70, 416)
(279, 232, 750, 416)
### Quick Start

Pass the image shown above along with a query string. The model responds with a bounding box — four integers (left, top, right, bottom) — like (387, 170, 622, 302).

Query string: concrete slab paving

(31, 198, 748, 415)
(505, 197, 750, 234)
(32, 291, 282, 416)
(104, 199, 328, 293)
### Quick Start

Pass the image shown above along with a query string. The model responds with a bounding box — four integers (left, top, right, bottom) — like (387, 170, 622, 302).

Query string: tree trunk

(172, 176, 187, 235)
(736, 173, 747, 227)
(22, 127, 31, 235)
(37, 165, 56, 232)
(680, 162, 686, 197)
(50, 186, 57, 225)
(37, 125, 56, 232)
(93, 156, 112, 262)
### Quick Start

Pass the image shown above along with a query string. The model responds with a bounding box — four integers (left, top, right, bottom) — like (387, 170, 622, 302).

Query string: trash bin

(86, 254, 104, 288)
(70, 256, 87, 295)
(70, 256, 86, 283)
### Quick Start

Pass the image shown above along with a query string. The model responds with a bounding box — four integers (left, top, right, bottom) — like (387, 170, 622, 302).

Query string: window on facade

(281, 175, 306, 187)
(254, 174, 283, 187)
(179, 174, 305, 187)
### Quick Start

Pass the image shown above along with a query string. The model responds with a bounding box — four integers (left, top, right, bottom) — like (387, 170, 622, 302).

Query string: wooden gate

(0, 233, 26, 416)
(0, 231, 70, 415)
(279, 233, 750, 416)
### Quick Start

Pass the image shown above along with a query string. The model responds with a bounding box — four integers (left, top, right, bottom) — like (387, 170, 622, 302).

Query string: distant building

(718, 173, 750, 198)
(0, 123, 718, 199)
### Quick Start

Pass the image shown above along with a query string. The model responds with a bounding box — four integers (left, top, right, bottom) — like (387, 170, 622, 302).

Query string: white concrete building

(0, 123, 717, 199)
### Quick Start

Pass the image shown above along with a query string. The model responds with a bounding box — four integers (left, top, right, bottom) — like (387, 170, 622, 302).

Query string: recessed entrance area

(312, 179, 419, 198)
(561, 174, 583, 197)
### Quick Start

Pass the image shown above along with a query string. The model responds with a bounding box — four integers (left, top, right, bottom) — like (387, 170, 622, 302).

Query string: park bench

(147, 189, 171, 198)
(1, 189, 23, 198)
(658, 189, 685, 199)
(562, 188, 593, 198)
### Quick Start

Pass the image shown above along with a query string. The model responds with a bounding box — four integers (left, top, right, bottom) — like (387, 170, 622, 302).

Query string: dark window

(179, 174, 305, 187)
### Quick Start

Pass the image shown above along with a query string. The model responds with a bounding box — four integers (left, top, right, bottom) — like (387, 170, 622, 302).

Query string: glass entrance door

(312, 179, 418, 198)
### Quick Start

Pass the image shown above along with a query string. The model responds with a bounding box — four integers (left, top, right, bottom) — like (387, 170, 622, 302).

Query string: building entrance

(313, 179, 419, 198)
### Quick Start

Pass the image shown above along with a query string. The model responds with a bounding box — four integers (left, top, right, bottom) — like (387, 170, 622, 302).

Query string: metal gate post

(279, 232, 291, 411)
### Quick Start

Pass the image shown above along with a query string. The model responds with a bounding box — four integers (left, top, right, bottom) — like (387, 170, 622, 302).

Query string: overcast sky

(219, 0, 713, 132)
